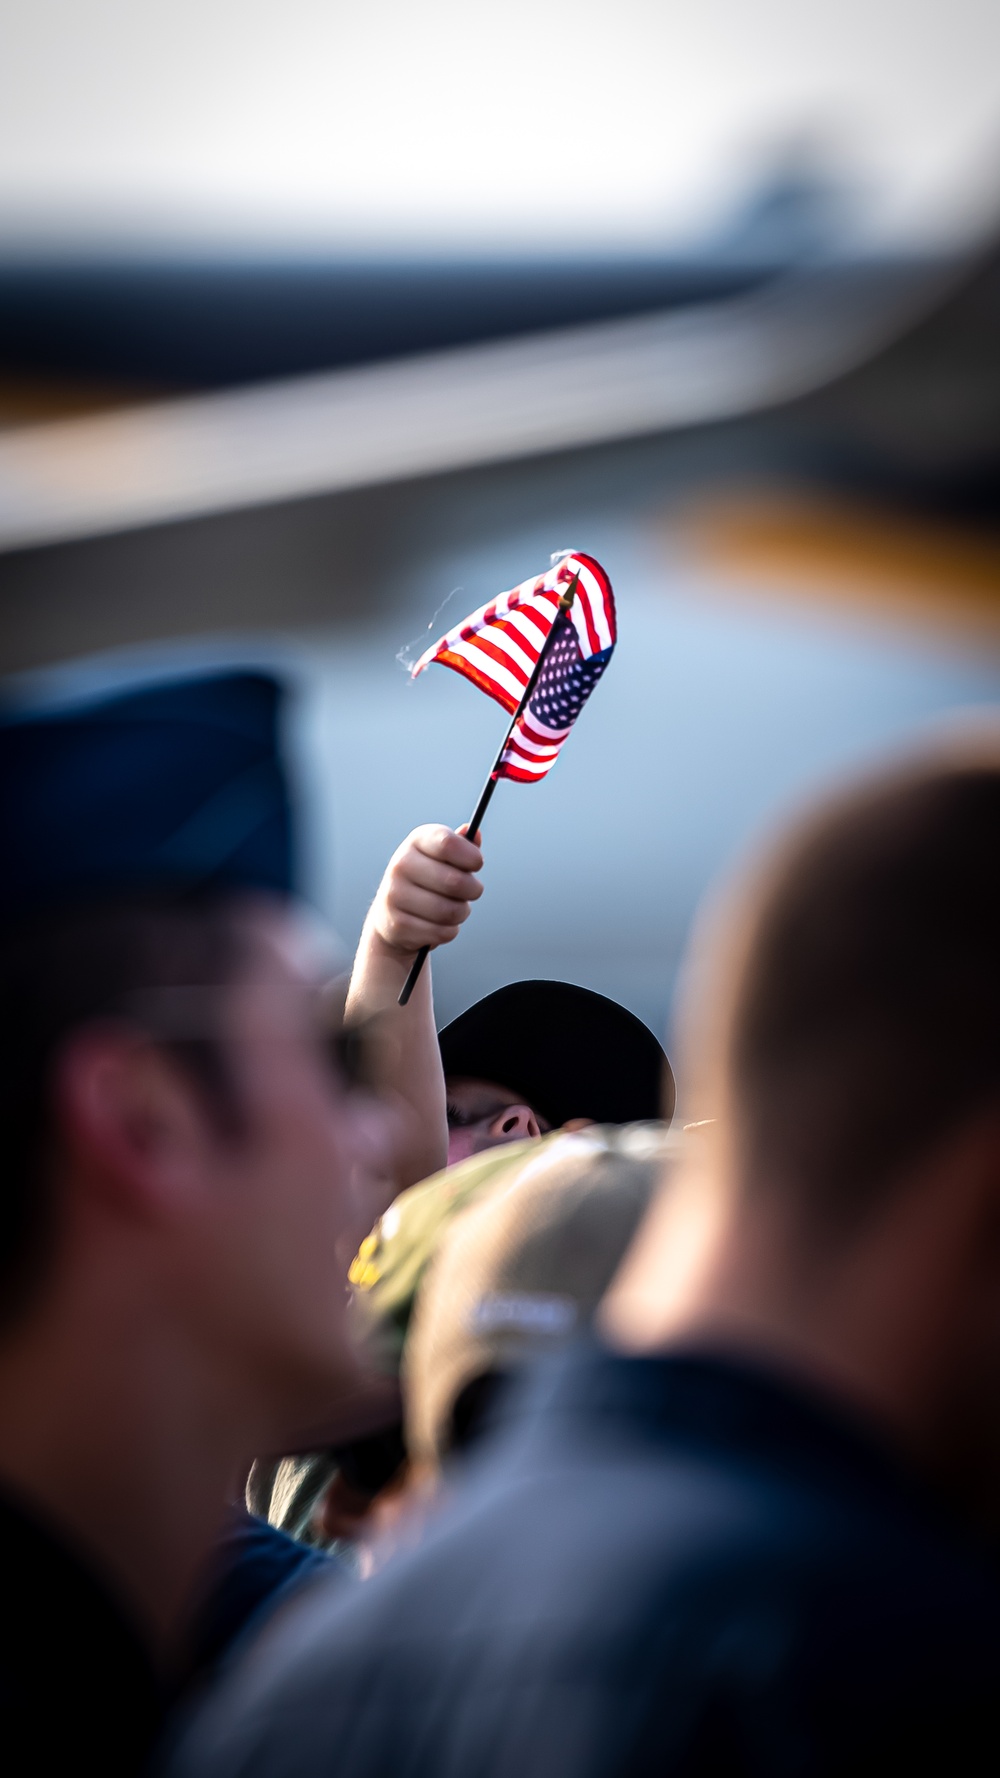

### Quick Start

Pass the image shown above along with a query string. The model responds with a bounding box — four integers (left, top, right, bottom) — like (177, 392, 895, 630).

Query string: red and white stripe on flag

(411, 551, 615, 717)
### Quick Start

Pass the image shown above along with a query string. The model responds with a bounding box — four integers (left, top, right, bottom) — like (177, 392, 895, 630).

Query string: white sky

(1, 0, 999, 250)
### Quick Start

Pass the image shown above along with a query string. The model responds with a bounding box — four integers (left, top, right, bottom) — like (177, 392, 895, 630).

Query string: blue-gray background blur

(2, 0, 999, 1079)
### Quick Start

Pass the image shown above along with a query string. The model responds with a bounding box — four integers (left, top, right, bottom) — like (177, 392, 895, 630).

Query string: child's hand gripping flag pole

(397, 551, 617, 1005)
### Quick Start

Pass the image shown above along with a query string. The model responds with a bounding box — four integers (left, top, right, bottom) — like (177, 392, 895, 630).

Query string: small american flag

(411, 552, 616, 782)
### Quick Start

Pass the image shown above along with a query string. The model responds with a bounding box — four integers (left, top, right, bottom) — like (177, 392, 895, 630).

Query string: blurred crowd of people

(0, 665, 998, 1776)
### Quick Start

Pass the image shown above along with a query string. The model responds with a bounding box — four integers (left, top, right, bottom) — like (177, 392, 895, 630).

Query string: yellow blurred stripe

(675, 494, 1000, 638)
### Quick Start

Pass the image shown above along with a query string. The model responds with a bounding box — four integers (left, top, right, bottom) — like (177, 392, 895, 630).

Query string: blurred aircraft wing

(0, 262, 946, 553)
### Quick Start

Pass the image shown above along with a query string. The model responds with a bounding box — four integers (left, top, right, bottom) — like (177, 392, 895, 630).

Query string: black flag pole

(397, 571, 580, 1006)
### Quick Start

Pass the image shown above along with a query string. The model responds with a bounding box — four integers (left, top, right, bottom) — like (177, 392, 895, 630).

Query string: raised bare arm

(345, 825, 484, 1188)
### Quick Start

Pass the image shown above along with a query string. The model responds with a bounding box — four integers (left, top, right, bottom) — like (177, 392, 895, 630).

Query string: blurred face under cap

(0, 668, 296, 915)
(0, 669, 406, 1425)
(438, 980, 674, 1164)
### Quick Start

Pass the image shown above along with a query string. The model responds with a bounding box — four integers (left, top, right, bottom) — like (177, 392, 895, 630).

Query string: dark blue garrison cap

(0, 670, 297, 920)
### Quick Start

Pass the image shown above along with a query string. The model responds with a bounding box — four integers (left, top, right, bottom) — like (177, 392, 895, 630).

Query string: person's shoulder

(160, 1564, 378, 1778)
(163, 1347, 1000, 1778)
(162, 1445, 1000, 1778)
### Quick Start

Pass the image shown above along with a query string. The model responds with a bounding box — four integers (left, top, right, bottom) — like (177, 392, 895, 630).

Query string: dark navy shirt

(0, 1481, 338, 1776)
(168, 1346, 1000, 1778)
(183, 1507, 340, 1684)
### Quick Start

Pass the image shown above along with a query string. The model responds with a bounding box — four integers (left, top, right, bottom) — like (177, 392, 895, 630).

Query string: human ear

(52, 1027, 210, 1221)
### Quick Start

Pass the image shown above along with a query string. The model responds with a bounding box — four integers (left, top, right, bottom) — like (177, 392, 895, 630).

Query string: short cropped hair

(0, 896, 246, 1325)
(725, 742, 1000, 1229)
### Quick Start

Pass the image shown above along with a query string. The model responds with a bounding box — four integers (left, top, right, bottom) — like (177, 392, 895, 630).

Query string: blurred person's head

(298, 1125, 672, 1567)
(439, 981, 673, 1165)
(262, 1122, 674, 1552)
(404, 1124, 672, 1470)
(0, 893, 387, 1428)
(0, 670, 398, 1639)
(607, 730, 1000, 1510)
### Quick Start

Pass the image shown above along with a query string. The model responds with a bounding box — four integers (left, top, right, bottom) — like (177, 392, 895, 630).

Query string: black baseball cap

(437, 980, 674, 1128)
